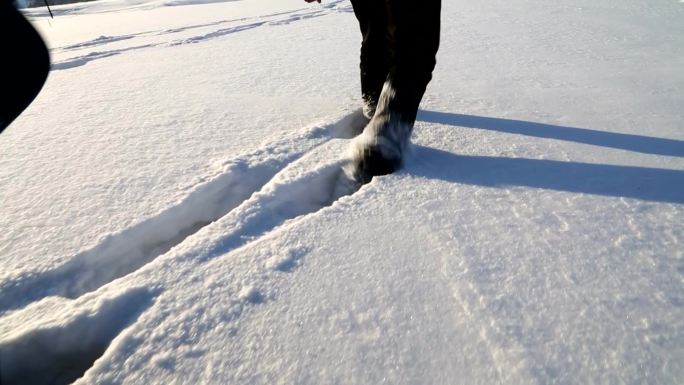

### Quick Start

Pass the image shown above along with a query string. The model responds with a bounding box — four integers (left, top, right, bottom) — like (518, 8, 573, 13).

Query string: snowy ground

(1, 0, 683, 384)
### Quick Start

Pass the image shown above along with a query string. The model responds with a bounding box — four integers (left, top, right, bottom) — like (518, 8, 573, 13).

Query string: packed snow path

(1, 0, 683, 384)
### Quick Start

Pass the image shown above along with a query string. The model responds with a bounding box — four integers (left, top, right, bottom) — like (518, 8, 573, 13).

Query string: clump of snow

(238, 285, 263, 304)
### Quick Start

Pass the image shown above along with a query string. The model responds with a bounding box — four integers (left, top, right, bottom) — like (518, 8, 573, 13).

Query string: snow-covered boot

(346, 81, 413, 184)
(361, 95, 377, 120)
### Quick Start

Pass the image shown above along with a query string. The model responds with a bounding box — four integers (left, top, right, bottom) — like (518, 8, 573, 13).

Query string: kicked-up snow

(1, 0, 683, 384)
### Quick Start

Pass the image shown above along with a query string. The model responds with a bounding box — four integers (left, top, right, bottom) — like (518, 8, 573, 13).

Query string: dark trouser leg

(0, 3, 50, 133)
(383, 0, 441, 125)
(350, 0, 390, 119)
(350, 0, 441, 183)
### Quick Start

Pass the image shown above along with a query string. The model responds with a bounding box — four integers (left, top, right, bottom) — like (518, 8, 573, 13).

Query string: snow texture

(1, 0, 683, 384)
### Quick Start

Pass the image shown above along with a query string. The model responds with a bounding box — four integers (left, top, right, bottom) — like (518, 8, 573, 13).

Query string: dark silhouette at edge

(1, 1, 51, 134)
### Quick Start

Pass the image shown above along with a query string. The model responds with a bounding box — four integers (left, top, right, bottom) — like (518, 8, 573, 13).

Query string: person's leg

(0, 2, 50, 133)
(385, 0, 441, 124)
(350, 0, 390, 119)
(350, 0, 441, 184)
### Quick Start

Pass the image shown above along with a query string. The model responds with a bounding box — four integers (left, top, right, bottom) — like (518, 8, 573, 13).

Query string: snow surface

(1, 0, 683, 384)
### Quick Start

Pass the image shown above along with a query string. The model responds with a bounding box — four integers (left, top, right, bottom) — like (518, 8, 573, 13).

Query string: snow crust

(1, 0, 683, 384)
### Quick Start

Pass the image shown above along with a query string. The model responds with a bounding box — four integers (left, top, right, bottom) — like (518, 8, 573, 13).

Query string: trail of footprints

(0, 110, 368, 385)
(51, 1, 353, 71)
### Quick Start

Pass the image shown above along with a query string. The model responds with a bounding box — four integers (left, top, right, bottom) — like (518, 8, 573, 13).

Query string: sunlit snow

(1, 0, 683, 384)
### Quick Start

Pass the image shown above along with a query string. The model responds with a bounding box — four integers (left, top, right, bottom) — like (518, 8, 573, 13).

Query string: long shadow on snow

(418, 110, 684, 157)
(412, 146, 684, 204)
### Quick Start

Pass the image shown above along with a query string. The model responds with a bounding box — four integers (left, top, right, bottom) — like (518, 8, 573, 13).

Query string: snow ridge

(191, 139, 352, 263)
(0, 110, 368, 384)
(0, 287, 157, 385)
(0, 110, 367, 315)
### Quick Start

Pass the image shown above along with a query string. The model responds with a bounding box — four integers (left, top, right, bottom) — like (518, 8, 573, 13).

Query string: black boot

(346, 0, 441, 185)
(347, 81, 412, 184)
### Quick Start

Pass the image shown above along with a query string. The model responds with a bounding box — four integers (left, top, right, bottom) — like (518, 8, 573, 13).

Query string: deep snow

(1, 0, 683, 384)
